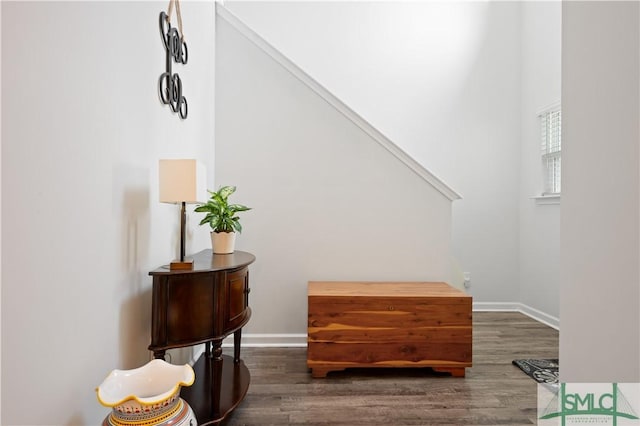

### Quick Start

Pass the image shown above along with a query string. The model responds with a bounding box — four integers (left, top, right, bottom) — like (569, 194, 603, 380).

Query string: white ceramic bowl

(96, 359, 195, 417)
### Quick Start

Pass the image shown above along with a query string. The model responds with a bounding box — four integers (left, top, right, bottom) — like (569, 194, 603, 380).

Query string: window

(540, 106, 561, 195)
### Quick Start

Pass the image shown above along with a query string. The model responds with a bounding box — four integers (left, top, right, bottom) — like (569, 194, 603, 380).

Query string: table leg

(210, 339, 223, 417)
(234, 329, 242, 363)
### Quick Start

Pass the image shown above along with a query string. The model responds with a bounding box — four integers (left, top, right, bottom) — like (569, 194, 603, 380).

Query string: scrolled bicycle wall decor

(159, 0, 188, 119)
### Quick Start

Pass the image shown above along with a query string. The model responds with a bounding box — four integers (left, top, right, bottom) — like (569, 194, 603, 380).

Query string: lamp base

(169, 259, 194, 271)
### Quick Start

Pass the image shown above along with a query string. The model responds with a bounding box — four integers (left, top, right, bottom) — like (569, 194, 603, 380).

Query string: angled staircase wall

(216, 5, 460, 202)
(214, 5, 459, 341)
(219, 2, 564, 330)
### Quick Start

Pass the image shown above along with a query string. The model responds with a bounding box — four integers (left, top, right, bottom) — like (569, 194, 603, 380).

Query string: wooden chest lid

(308, 281, 470, 299)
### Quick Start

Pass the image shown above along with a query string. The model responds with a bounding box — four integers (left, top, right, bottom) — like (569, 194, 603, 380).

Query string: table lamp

(159, 159, 207, 270)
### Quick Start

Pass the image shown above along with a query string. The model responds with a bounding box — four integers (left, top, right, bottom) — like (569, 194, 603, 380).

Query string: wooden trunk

(307, 282, 472, 378)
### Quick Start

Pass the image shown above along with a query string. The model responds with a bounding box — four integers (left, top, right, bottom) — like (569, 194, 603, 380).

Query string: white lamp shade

(159, 159, 207, 204)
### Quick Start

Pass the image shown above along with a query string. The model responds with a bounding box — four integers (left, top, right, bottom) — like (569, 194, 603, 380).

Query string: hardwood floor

(221, 312, 558, 426)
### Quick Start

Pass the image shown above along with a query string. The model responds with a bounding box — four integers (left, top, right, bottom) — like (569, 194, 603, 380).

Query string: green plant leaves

(228, 204, 251, 213)
(194, 186, 251, 233)
(217, 185, 236, 201)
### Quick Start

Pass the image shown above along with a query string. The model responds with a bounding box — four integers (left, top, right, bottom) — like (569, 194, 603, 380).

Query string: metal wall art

(159, 0, 188, 119)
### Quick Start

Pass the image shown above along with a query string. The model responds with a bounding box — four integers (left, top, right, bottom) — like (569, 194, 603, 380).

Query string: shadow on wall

(116, 174, 195, 367)
(119, 290, 153, 368)
(121, 187, 150, 277)
(65, 412, 85, 426)
(117, 172, 153, 368)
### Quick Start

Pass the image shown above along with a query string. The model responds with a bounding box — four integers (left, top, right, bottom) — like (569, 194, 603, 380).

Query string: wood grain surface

(308, 282, 472, 377)
(308, 281, 469, 298)
(220, 312, 559, 426)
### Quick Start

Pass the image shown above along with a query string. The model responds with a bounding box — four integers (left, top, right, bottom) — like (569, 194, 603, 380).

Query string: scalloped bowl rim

(96, 359, 195, 407)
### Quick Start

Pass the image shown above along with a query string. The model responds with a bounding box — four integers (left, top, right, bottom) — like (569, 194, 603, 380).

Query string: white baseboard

(473, 301, 559, 330)
(188, 334, 308, 364)
(473, 302, 520, 312)
(189, 305, 558, 352)
(190, 345, 205, 365)
(221, 333, 308, 348)
(517, 303, 559, 330)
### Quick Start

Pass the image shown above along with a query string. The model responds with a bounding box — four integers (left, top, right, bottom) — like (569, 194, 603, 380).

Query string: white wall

(518, 2, 561, 320)
(215, 14, 454, 336)
(1, 1, 215, 424)
(224, 1, 523, 305)
(560, 1, 639, 382)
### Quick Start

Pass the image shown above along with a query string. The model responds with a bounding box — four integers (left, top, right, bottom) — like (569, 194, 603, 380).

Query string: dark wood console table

(149, 249, 255, 426)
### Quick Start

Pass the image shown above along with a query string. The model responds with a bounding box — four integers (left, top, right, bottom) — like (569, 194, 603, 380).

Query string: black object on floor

(512, 359, 559, 383)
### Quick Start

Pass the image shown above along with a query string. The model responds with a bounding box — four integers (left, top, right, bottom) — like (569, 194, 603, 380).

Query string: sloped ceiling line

(216, 3, 462, 201)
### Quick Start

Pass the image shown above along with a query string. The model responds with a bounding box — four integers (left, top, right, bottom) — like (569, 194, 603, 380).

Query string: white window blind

(540, 108, 561, 194)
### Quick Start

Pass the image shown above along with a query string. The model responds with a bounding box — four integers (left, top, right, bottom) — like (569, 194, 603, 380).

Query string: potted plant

(194, 186, 251, 254)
